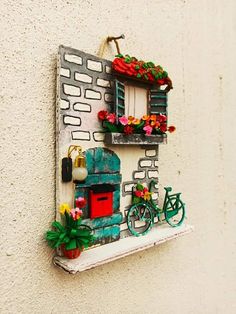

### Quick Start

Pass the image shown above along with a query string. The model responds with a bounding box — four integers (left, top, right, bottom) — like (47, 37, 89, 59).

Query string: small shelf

(104, 133, 167, 145)
(53, 224, 193, 274)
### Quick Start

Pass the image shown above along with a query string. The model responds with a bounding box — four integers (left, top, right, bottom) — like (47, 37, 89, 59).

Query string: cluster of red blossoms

(98, 110, 176, 136)
(112, 54, 173, 89)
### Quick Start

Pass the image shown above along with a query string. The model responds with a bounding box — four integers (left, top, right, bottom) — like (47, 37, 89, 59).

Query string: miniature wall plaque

(45, 42, 192, 273)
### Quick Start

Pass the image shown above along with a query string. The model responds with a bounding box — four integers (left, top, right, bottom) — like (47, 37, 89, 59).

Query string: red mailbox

(89, 185, 114, 219)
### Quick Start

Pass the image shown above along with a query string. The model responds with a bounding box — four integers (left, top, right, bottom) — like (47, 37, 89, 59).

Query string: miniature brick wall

(58, 45, 114, 144)
(57, 45, 160, 239)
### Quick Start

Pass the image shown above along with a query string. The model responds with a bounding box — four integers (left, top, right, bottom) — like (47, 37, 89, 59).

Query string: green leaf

(147, 61, 155, 68)
(144, 74, 149, 80)
(136, 73, 142, 78)
(132, 196, 141, 204)
(135, 65, 140, 70)
(162, 71, 168, 78)
(142, 63, 148, 69)
(136, 182, 144, 191)
(103, 121, 118, 133)
(66, 239, 77, 250)
(125, 57, 131, 63)
(115, 54, 123, 58)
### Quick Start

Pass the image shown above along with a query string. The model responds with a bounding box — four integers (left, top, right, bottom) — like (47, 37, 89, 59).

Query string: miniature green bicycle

(127, 180, 185, 236)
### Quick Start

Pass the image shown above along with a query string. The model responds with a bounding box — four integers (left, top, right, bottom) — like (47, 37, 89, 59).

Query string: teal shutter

(149, 89, 168, 116)
(115, 79, 125, 122)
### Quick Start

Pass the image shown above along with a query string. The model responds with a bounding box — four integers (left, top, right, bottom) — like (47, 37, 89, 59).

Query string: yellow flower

(133, 118, 141, 125)
(143, 191, 152, 201)
(59, 203, 71, 215)
(128, 116, 135, 125)
(142, 115, 150, 121)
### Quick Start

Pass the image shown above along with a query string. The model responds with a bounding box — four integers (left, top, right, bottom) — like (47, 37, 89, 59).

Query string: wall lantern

(62, 145, 88, 183)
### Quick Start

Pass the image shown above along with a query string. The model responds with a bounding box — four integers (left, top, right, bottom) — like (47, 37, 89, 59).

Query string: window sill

(53, 224, 193, 274)
(104, 133, 167, 145)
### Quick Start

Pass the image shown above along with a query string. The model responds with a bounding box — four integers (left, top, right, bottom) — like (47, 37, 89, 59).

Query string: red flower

(168, 126, 176, 133)
(157, 79, 165, 85)
(124, 125, 134, 135)
(160, 123, 167, 133)
(75, 197, 87, 208)
(134, 190, 143, 198)
(98, 110, 108, 121)
(143, 187, 148, 193)
(156, 114, 167, 123)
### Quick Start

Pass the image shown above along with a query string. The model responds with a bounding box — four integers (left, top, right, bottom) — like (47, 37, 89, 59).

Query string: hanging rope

(98, 34, 125, 58)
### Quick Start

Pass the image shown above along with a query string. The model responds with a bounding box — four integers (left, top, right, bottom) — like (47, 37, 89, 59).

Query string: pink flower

(143, 125, 153, 136)
(119, 115, 128, 126)
(70, 208, 83, 221)
(107, 113, 116, 124)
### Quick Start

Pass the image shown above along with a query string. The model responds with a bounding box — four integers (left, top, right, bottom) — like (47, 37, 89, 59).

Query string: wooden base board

(53, 224, 194, 274)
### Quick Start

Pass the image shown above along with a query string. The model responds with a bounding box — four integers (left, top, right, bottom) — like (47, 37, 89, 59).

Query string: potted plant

(45, 198, 94, 259)
(98, 111, 176, 145)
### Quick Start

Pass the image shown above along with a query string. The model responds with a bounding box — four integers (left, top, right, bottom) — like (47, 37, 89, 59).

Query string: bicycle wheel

(164, 197, 185, 227)
(127, 203, 153, 236)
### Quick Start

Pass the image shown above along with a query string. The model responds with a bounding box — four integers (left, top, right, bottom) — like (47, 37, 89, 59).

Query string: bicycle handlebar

(164, 187, 172, 192)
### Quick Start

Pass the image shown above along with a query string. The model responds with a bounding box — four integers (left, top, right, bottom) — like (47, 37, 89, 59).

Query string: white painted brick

(75, 72, 92, 83)
(148, 170, 158, 179)
(64, 116, 81, 126)
(104, 93, 113, 102)
(124, 183, 134, 193)
(105, 66, 111, 73)
(134, 171, 145, 179)
(63, 84, 81, 96)
(87, 60, 102, 72)
(64, 54, 82, 65)
(154, 160, 158, 167)
(72, 131, 90, 141)
(146, 149, 157, 157)
(152, 193, 158, 200)
(85, 89, 101, 99)
(139, 160, 152, 167)
(74, 103, 91, 112)
(97, 78, 110, 88)
(120, 222, 128, 231)
(60, 68, 70, 78)
(93, 132, 105, 142)
(60, 99, 70, 110)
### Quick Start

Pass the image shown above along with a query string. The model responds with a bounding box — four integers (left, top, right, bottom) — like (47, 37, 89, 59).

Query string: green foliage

(115, 54, 123, 58)
(103, 121, 119, 132)
(45, 213, 94, 250)
(132, 196, 141, 204)
(136, 182, 144, 191)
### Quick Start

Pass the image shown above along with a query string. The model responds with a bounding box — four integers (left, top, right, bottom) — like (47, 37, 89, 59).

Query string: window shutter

(115, 79, 125, 123)
(149, 89, 168, 117)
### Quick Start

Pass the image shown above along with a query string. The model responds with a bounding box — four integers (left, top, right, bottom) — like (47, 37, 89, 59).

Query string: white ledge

(53, 224, 194, 274)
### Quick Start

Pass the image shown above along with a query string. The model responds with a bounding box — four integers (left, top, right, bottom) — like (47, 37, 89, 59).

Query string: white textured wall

(0, 1, 235, 313)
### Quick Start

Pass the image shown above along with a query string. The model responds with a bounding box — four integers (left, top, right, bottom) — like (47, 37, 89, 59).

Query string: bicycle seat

(164, 186, 172, 192)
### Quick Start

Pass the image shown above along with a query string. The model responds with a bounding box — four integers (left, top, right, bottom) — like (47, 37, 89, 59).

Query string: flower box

(104, 133, 167, 145)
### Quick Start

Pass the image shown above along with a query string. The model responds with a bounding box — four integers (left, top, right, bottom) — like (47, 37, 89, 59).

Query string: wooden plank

(53, 224, 194, 274)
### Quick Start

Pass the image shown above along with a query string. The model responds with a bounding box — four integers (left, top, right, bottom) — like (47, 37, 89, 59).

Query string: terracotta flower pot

(61, 244, 82, 259)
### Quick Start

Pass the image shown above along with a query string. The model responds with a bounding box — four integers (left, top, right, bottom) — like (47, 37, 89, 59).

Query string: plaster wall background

(0, 1, 235, 313)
